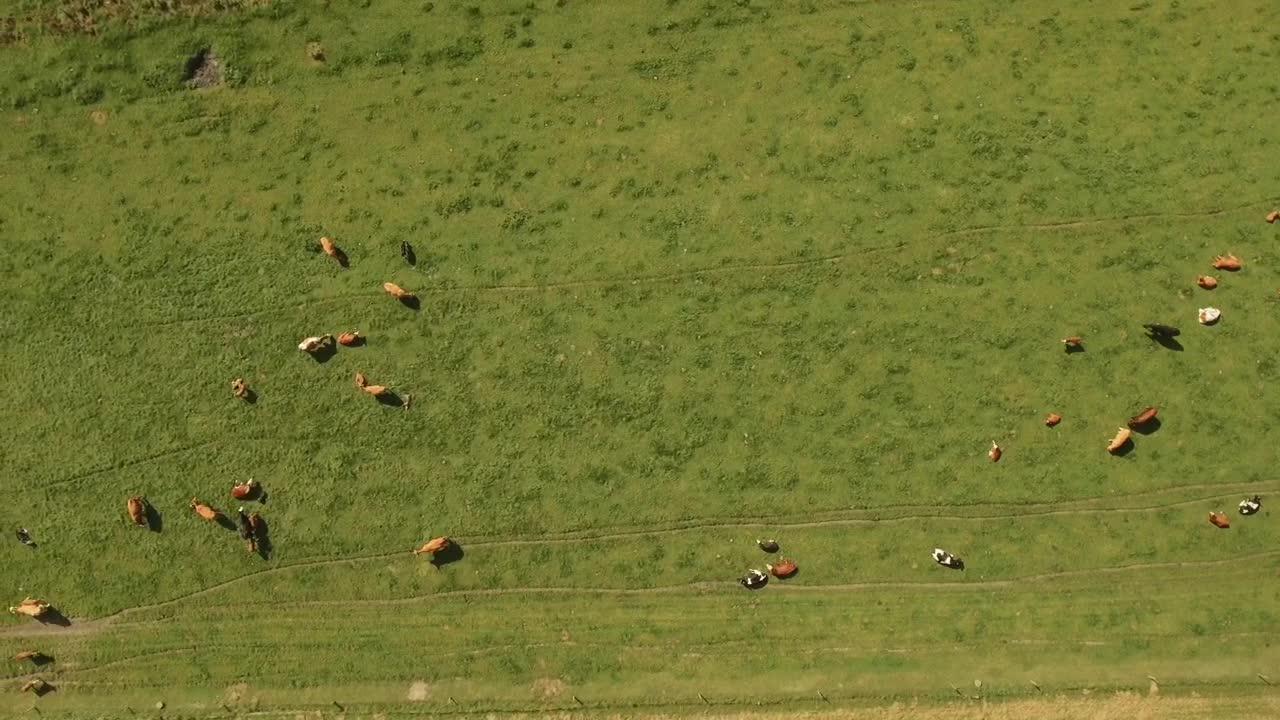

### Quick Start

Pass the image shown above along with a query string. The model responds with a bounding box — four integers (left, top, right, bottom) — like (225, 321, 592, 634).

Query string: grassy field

(1, 0, 1280, 717)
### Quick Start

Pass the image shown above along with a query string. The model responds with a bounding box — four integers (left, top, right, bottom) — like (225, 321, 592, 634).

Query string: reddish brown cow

(319, 236, 348, 266)
(988, 441, 1002, 462)
(1197, 275, 1218, 289)
(768, 559, 798, 578)
(337, 331, 363, 346)
(1044, 413, 1062, 427)
(1266, 210, 1279, 224)
(231, 479, 259, 500)
(1128, 407, 1158, 429)
(1209, 512, 1230, 529)
(127, 496, 147, 527)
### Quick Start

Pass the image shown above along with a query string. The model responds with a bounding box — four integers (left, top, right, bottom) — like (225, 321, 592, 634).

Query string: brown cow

(319, 236, 348, 267)
(988, 441, 1002, 462)
(127, 496, 147, 527)
(189, 498, 222, 522)
(383, 282, 416, 300)
(1128, 407, 1158, 429)
(8, 599, 50, 618)
(354, 371, 368, 388)
(768, 559, 798, 578)
(1266, 210, 1279, 224)
(1209, 511, 1230, 529)
(1197, 275, 1218, 289)
(231, 479, 259, 500)
(414, 537, 451, 556)
(231, 378, 250, 399)
(337, 330, 363, 346)
(1212, 254, 1242, 271)
(361, 384, 390, 396)
(1044, 413, 1062, 427)
(13, 650, 44, 663)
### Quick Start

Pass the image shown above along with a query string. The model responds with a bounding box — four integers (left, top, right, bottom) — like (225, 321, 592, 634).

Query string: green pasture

(1, 0, 1279, 716)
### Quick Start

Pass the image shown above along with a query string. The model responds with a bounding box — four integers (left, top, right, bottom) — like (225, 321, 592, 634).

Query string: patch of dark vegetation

(0, 0, 272, 47)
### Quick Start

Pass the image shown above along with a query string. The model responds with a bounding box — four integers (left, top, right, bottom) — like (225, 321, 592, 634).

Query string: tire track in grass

(1, 481, 1268, 634)
(137, 196, 1278, 327)
(38, 441, 221, 490)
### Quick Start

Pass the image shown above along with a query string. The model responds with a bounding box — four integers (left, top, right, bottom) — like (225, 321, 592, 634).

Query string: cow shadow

(144, 504, 163, 533)
(376, 391, 407, 408)
(241, 389, 258, 404)
(1132, 417, 1162, 435)
(1064, 344, 1085, 355)
(940, 559, 965, 571)
(28, 653, 53, 667)
(214, 515, 238, 532)
(253, 517, 272, 560)
(36, 608, 71, 628)
(308, 344, 338, 363)
(1110, 439, 1135, 456)
(429, 543, 464, 568)
(1148, 334, 1184, 352)
(401, 242, 417, 266)
(397, 295, 421, 311)
(23, 680, 54, 697)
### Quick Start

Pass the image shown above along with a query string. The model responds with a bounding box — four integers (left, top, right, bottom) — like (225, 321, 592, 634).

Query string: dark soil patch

(184, 49, 223, 89)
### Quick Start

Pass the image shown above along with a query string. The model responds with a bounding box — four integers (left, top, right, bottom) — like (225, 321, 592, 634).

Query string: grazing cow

(931, 549, 963, 570)
(1062, 336, 1083, 347)
(1128, 407, 1158, 429)
(13, 650, 43, 663)
(988, 441, 1002, 462)
(1267, 211, 1280, 224)
(20, 678, 50, 696)
(1209, 511, 1230, 528)
(1044, 413, 1062, 427)
(1197, 275, 1218, 289)
(1107, 427, 1132, 454)
(1212, 254, 1242, 271)
(401, 240, 416, 265)
(231, 479, 259, 500)
(740, 569, 768, 589)
(16, 528, 34, 546)
(768, 559, 798, 578)
(126, 496, 147, 527)
(1239, 496, 1262, 515)
(413, 537, 451, 556)
(383, 282, 416, 300)
(361, 384, 390, 396)
(231, 378, 249, 399)
(298, 335, 332, 353)
(337, 331, 363, 346)
(189, 498, 222, 522)
(8, 599, 50, 618)
(319, 236, 348, 267)
(758, 539, 780, 553)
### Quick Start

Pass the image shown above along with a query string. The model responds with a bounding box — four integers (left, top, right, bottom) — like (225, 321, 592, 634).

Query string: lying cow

(298, 335, 333, 353)
(739, 569, 768, 590)
(932, 548, 964, 570)
(127, 496, 148, 527)
(8, 598, 50, 618)
(1239, 496, 1261, 516)
(190, 498, 223, 522)
(413, 537, 451, 556)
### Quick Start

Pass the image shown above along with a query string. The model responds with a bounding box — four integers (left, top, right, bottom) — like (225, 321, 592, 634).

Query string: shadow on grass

(375, 391, 407, 408)
(1109, 439, 1135, 456)
(144, 504, 163, 533)
(397, 295, 421, 311)
(1131, 417, 1162, 435)
(35, 608, 71, 628)
(430, 542, 464, 568)
(308, 344, 338, 363)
